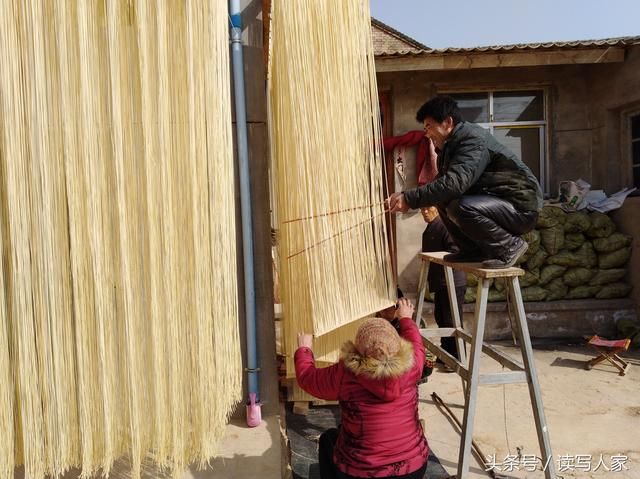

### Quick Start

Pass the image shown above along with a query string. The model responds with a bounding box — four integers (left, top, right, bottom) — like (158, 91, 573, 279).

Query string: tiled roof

(428, 36, 640, 54)
(371, 17, 428, 55)
(374, 33, 640, 58)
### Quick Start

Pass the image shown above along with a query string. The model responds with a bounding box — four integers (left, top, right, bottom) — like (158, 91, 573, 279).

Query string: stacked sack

(463, 207, 632, 303)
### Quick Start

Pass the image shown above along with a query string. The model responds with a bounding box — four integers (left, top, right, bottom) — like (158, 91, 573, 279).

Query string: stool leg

(613, 355, 630, 376)
(603, 353, 626, 374)
(444, 266, 467, 367)
(457, 278, 489, 479)
(415, 260, 430, 327)
(586, 354, 607, 369)
(509, 277, 556, 479)
(504, 281, 520, 345)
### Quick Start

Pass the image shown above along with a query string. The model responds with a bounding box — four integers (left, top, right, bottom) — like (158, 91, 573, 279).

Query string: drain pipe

(229, 0, 261, 427)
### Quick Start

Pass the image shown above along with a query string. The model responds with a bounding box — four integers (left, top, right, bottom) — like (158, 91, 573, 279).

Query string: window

(447, 90, 547, 192)
(632, 114, 640, 188)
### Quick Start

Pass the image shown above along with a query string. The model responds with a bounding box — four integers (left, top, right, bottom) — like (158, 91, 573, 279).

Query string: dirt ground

(419, 340, 640, 479)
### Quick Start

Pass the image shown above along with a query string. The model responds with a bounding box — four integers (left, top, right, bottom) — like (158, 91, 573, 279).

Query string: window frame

(630, 112, 640, 190)
(440, 88, 549, 194)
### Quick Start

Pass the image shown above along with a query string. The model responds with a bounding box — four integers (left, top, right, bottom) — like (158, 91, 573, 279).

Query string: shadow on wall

(13, 416, 282, 479)
(397, 211, 426, 294)
(398, 249, 423, 294)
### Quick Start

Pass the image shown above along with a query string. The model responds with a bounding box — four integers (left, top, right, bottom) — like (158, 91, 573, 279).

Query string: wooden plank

(423, 339, 469, 381)
(479, 371, 527, 385)
(375, 47, 626, 72)
(456, 329, 525, 372)
(415, 259, 430, 327)
(419, 327, 456, 338)
(312, 399, 339, 407)
(444, 266, 468, 371)
(292, 401, 309, 416)
(418, 251, 524, 278)
(457, 278, 490, 478)
(509, 277, 556, 479)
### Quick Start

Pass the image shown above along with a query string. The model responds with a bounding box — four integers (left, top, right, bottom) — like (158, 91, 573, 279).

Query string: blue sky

(370, 0, 640, 49)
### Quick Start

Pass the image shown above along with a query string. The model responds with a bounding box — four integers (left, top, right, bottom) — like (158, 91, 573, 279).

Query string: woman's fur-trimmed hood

(340, 337, 414, 380)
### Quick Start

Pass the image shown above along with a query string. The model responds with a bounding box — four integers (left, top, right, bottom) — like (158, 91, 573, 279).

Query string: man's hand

(297, 333, 313, 349)
(386, 192, 410, 213)
(396, 297, 415, 319)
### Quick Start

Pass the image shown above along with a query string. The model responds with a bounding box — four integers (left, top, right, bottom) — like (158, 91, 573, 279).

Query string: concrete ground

(198, 340, 639, 479)
(32, 342, 636, 479)
(420, 341, 640, 479)
(198, 416, 282, 479)
(13, 416, 283, 479)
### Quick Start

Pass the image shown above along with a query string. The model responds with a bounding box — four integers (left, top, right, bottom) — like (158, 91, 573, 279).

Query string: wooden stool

(586, 335, 631, 376)
(415, 251, 555, 479)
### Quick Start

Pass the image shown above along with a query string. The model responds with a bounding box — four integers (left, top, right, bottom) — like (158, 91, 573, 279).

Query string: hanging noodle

(269, 0, 394, 376)
(0, 1, 240, 478)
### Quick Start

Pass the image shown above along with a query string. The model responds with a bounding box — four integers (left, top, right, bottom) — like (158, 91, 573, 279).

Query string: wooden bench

(415, 251, 556, 479)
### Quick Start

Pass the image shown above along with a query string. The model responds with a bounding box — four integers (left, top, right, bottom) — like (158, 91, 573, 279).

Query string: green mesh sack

(575, 242, 598, 268)
(526, 248, 548, 270)
(522, 286, 548, 302)
(564, 211, 591, 233)
(537, 206, 567, 228)
(564, 232, 585, 250)
(522, 229, 541, 255)
(464, 287, 476, 303)
(540, 264, 567, 285)
(540, 225, 565, 255)
(617, 319, 640, 346)
(467, 277, 494, 289)
(566, 285, 601, 299)
(563, 267, 595, 287)
(595, 282, 632, 299)
(546, 251, 581, 268)
(593, 233, 632, 253)
(545, 278, 568, 301)
(586, 212, 616, 238)
(488, 288, 507, 302)
(520, 268, 540, 288)
(598, 247, 632, 269)
(494, 278, 506, 292)
(516, 248, 529, 265)
(589, 268, 626, 286)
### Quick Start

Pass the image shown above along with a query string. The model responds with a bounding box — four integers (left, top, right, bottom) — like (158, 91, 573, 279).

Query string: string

(287, 210, 387, 260)
(281, 201, 384, 224)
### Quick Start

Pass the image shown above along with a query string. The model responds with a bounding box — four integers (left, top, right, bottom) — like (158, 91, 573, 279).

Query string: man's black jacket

(404, 122, 543, 212)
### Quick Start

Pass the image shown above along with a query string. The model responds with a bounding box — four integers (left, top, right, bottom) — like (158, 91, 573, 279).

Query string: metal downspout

(229, 0, 261, 426)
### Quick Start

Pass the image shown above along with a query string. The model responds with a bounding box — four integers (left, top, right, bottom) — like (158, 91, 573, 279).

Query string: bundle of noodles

(0, 1, 240, 477)
(269, 0, 395, 376)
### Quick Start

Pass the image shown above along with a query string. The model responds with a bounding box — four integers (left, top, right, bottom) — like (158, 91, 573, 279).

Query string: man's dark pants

(437, 194, 538, 260)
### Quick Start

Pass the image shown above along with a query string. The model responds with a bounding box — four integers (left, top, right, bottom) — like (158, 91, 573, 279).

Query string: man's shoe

(482, 237, 528, 269)
(443, 251, 484, 263)
(437, 362, 456, 373)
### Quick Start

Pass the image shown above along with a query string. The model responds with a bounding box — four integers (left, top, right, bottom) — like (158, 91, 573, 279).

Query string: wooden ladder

(415, 251, 556, 479)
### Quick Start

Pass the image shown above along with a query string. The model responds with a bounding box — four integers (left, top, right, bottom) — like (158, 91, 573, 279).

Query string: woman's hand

(396, 297, 415, 319)
(297, 333, 313, 349)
